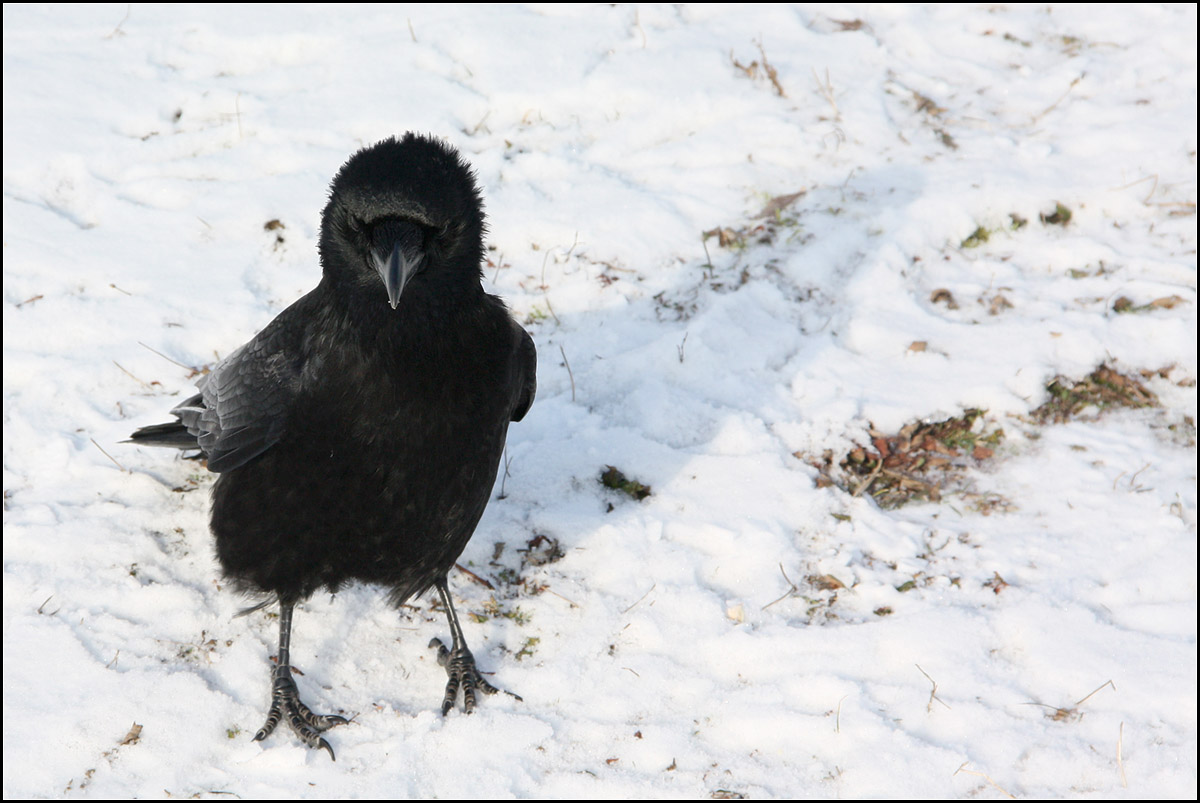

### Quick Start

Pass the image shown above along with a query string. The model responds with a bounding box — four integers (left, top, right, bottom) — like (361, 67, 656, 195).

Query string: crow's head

(320, 133, 486, 308)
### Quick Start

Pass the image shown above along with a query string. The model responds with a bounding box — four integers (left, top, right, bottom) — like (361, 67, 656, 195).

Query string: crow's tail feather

(126, 420, 199, 450)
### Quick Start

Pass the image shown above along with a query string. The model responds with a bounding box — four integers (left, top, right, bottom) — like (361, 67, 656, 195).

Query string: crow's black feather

(129, 133, 536, 759)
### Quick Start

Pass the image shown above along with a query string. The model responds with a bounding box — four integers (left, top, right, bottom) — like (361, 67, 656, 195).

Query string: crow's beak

(371, 221, 425, 309)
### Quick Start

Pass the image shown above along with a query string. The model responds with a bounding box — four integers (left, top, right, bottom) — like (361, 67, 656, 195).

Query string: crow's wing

(510, 321, 536, 423)
(172, 315, 305, 473)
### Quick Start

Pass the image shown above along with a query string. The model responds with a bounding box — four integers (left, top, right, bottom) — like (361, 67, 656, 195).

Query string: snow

(3, 3, 1196, 798)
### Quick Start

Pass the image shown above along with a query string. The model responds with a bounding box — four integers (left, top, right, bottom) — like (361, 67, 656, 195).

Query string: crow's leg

(429, 577, 522, 715)
(254, 600, 348, 760)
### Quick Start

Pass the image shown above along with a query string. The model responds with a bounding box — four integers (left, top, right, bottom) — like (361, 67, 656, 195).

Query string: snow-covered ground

(3, 4, 1195, 798)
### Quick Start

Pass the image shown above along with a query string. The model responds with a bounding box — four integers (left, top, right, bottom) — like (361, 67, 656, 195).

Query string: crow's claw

(254, 664, 348, 760)
(429, 637, 521, 715)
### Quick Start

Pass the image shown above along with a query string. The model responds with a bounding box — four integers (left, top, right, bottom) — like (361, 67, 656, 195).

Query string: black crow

(129, 133, 536, 759)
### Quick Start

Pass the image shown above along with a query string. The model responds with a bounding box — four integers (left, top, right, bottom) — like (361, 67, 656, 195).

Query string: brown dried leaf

(984, 572, 1009, 594)
(754, 190, 806, 219)
(119, 723, 143, 746)
(703, 227, 743, 248)
(912, 91, 946, 116)
(988, 295, 1013, 315)
(810, 574, 845, 591)
(930, 288, 959, 309)
(1150, 295, 1187, 309)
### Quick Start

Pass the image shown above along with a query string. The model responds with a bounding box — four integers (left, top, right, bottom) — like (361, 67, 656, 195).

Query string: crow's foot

(429, 637, 522, 715)
(254, 664, 348, 760)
